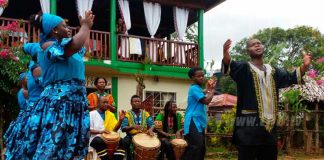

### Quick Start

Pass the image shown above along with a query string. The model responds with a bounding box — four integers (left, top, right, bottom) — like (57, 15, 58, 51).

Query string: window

(145, 91, 176, 118)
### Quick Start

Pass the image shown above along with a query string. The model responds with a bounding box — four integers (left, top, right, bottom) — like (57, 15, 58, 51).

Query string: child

(182, 67, 216, 160)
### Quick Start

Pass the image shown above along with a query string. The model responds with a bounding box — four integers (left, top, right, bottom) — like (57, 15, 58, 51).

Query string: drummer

(121, 95, 155, 160)
(89, 96, 126, 160)
(155, 101, 184, 160)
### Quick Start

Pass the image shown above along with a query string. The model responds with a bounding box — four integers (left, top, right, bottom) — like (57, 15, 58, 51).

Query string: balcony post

(198, 9, 204, 68)
(50, 0, 57, 14)
(110, 0, 117, 62)
(112, 77, 118, 116)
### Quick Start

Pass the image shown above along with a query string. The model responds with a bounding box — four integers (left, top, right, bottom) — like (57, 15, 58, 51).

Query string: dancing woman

(10, 11, 95, 159)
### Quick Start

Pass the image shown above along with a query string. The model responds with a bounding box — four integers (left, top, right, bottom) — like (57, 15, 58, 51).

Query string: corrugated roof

(208, 93, 237, 107)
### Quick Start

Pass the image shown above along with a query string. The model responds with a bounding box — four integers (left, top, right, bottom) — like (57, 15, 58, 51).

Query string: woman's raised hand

(79, 10, 95, 29)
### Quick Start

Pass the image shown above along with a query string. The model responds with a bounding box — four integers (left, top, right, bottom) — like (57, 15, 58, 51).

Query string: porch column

(110, 0, 117, 62)
(198, 9, 204, 68)
(50, 0, 57, 14)
(112, 77, 118, 116)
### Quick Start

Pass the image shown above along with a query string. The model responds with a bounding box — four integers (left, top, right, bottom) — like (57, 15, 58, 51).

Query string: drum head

(171, 138, 188, 147)
(133, 133, 160, 148)
(102, 131, 120, 140)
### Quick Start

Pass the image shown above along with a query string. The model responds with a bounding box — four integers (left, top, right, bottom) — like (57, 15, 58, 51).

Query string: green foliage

(0, 45, 30, 95)
(170, 23, 198, 43)
(231, 26, 324, 71)
(219, 76, 237, 95)
(185, 23, 198, 43)
(207, 107, 236, 149)
(208, 107, 236, 134)
(282, 90, 308, 116)
(0, 20, 30, 134)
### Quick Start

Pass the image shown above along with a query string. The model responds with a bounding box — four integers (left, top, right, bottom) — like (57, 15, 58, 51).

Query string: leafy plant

(219, 76, 237, 95)
(207, 107, 236, 149)
(208, 107, 236, 135)
(282, 90, 308, 116)
(0, 21, 30, 94)
(143, 56, 152, 65)
(0, 20, 30, 152)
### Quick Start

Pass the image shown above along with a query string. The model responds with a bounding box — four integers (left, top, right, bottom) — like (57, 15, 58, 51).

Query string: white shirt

(90, 110, 105, 143)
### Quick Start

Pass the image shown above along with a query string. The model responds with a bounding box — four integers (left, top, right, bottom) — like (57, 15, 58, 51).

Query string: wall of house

(85, 67, 191, 112)
(117, 75, 191, 111)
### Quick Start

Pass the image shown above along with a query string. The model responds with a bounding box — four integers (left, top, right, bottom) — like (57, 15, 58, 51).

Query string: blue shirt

(184, 84, 206, 135)
(38, 38, 86, 86)
(17, 88, 27, 111)
(26, 63, 44, 103)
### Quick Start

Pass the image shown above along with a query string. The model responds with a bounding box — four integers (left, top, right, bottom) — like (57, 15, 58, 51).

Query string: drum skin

(132, 133, 161, 160)
(171, 138, 188, 160)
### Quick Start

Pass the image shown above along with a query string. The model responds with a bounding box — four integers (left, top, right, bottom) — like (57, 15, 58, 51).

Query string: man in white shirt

(90, 96, 125, 160)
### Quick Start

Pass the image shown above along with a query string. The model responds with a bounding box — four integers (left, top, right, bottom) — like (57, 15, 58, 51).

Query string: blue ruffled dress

(5, 38, 90, 160)
(4, 61, 44, 160)
(23, 38, 89, 159)
(3, 88, 28, 146)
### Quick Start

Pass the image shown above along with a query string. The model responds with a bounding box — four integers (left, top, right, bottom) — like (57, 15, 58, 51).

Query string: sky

(204, 0, 324, 70)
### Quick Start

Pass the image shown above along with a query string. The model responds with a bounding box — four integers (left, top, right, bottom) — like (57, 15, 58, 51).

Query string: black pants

(182, 120, 206, 160)
(238, 145, 277, 160)
(90, 136, 126, 160)
(158, 139, 175, 160)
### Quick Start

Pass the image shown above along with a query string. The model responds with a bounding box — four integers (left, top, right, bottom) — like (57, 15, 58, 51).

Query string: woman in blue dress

(4, 43, 44, 159)
(15, 11, 94, 159)
(3, 72, 28, 146)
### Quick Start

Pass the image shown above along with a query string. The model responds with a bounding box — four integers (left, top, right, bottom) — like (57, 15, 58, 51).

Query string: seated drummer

(90, 96, 126, 160)
(155, 101, 184, 160)
(121, 95, 155, 160)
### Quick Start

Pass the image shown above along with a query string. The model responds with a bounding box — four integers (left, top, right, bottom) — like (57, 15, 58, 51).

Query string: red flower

(307, 69, 318, 79)
(4, 21, 19, 32)
(317, 80, 323, 85)
(0, 0, 8, 8)
(0, 49, 9, 58)
(316, 57, 324, 64)
(10, 56, 19, 62)
(8, 51, 19, 62)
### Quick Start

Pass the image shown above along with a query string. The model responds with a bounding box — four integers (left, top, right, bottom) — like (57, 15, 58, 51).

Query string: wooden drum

(171, 138, 188, 160)
(132, 133, 160, 160)
(101, 131, 120, 158)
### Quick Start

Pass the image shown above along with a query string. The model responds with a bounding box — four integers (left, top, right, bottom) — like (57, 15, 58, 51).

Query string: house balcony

(0, 17, 199, 68)
(117, 34, 199, 68)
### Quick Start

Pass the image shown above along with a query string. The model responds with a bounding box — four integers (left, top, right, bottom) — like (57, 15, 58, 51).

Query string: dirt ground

(205, 156, 324, 160)
(205, 153, 324, 160)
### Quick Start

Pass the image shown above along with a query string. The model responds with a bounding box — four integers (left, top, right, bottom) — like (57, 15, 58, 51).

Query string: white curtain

(143, 2, 161, 38)
(118, 0, 131, 32)
(173, 6, 189, 40)
(40, 0, 50, 13)
(173, 7, 189, 64)
(117, 0, 131, 58)
(0, 7, 4, 16)
(76, 0, 94, 18)
(143, 2, 161, 62)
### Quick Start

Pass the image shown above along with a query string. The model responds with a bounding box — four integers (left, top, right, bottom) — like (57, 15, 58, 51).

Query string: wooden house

(0, 0, 225, 114)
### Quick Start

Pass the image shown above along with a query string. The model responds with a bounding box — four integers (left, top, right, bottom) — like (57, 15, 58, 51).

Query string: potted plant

(143, 57, 152, 71)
